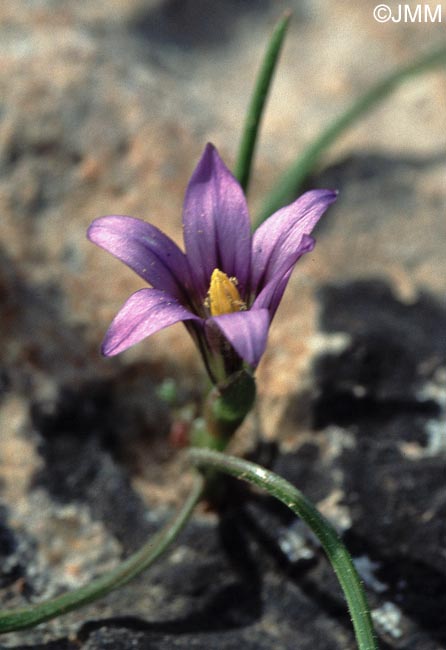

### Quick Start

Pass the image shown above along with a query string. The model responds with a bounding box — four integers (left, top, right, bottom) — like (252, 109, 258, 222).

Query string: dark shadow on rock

(78, 581, 259, 638)
(294, 277, 446, 646)
(313, 279, 445, 432)
(302, 149, 446, 243)
(0, 508, 24, 589)
(74, 469, 355, 648)
(239, 485, 395, 647)
(216, 479, 366, 645)
(341, 438, 446, 544)
(30, 371, 173, 553)
(312, 149, 446, 186)
(308, 150, 446, 202)
(344, 527, 446, 645)
(128, 0, 280, 52)
(246, 438, 279, 471)
(0, 247, 87, 382)
(76, 511, 263, 642)
(378, 556, 446, 644)
(217, 505, 263, 619)
(0, 251, 177, 555)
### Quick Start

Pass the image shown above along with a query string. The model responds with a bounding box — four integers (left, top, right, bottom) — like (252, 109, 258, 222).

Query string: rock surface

(1, 1, 445, 649)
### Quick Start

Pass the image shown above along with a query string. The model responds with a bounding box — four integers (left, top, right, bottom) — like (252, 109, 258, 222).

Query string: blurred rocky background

(0, 1, 445, 648)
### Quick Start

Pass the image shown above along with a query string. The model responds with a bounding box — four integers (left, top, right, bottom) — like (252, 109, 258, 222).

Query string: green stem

(255, 44, 446, 226)
(0, 475, 204, 634)
(189, 448, 378, 650)
(234, 11, 291, 193)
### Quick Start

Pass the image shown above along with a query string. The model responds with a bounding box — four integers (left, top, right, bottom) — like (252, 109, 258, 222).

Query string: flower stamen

(207, 269, 246, 316)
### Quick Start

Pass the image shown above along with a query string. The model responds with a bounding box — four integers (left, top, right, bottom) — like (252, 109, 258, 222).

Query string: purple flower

(88, 144, 336, 382)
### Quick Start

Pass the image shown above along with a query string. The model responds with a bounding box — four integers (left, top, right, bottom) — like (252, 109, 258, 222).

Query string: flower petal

(251, 189, 337, 293)
(252, 234, 315, 316)
(182, 143, 252, 299)
(101, 288, 200, 356)
(87, 216, 191, 301)
(207, 309, 270, 367)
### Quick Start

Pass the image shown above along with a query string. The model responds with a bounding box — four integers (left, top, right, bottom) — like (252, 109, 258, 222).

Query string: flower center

(207, 269, 246, 316)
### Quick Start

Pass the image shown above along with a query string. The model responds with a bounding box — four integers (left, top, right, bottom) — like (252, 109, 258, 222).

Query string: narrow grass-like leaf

(234, 11, 291, 193)
(0, 475, 204, 633)
(255, 44, 446, 227)
(189, 448, 378, 650)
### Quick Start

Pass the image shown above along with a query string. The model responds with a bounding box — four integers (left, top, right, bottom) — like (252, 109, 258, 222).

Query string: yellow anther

(207, 269, 246, 316)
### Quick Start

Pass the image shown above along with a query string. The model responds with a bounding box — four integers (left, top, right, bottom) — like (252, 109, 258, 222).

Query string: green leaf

(0, 476, 204, 633)
(255, 44, 446, 227)
(189, 448, 378, 650)
(234, 11, 291, 194)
